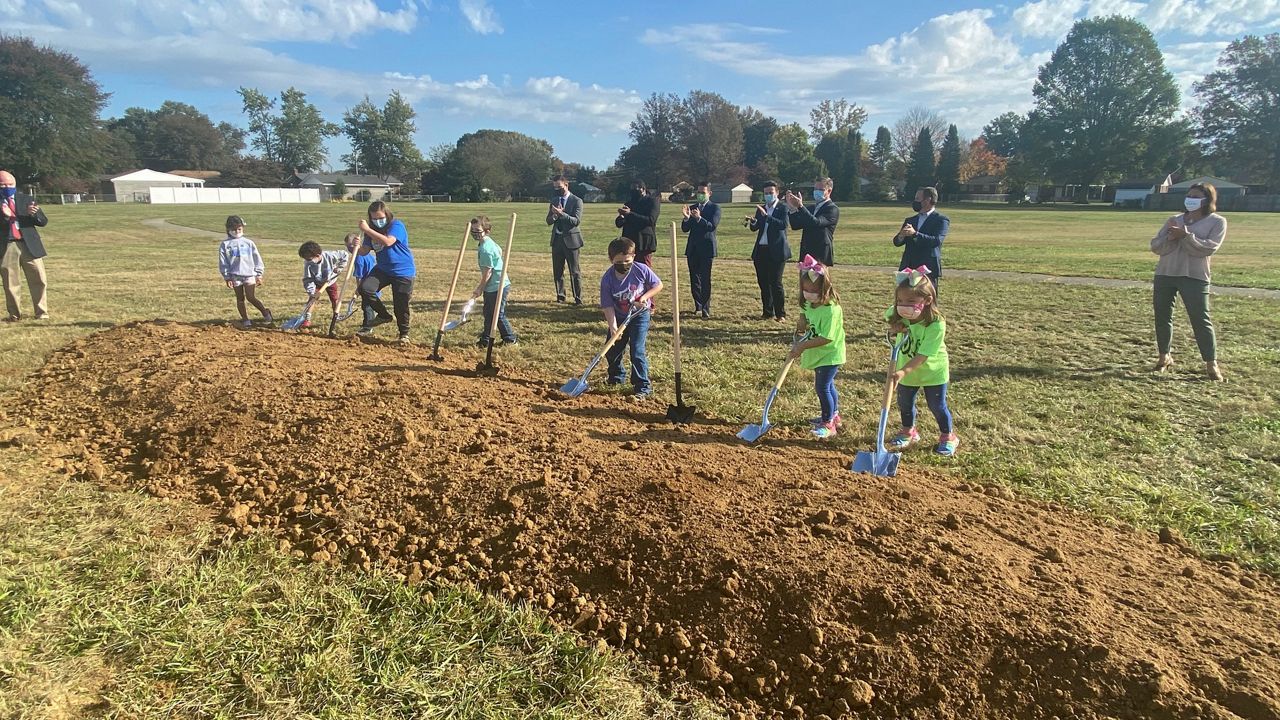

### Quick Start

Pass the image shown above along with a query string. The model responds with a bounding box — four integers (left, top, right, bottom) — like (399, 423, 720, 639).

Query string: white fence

(148, 187, 322, 204)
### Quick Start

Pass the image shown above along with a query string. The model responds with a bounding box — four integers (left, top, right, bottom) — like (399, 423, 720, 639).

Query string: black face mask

(614, 262, 633, 274)
(630, 189, 643, 200)
(912, 201, 924, 212)
(470, 230, 485, 239)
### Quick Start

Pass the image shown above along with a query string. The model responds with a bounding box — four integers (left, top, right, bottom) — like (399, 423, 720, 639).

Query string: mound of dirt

(8, 321, 1280, 720)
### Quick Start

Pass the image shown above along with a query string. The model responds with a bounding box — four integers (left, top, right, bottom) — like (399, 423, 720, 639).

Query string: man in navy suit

(893, 186, 949, 293)
(786, 176, 839, 265)
(748, 180, 792, 322)
(546, 175, 585, 304)
(681, 181, 720, 319)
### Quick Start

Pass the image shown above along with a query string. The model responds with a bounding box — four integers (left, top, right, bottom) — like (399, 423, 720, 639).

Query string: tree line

(3, 16, 1280, 201)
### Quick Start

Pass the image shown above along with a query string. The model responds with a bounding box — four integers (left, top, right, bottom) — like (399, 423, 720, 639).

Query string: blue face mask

(372, 217, 388, 229)
(763, 193, 776, 204)
(1, 187, 15, 199)
(812, 189, 825, 202)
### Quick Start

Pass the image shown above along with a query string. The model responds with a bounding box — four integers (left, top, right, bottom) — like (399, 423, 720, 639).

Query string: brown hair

(920, 186, 939, 204)
(470, 215, 492, 234)
(608, 237, 636, 258)
(343, 231, 361, 246)
(367, 200, 394, 225)
(814, 177, 834, 191)
(1187, 182, 1217, 216)
(798, 269, 840, 309)
(889, 277, 942, 326)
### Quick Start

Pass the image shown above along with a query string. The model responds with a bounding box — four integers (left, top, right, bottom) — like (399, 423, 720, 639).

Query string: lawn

(1, 200, 1277, 715)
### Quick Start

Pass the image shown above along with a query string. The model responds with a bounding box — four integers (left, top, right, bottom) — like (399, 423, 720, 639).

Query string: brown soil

(8, 321, 1280, 720)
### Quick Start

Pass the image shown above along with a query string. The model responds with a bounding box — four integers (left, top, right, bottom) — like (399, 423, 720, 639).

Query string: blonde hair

(889, 277, 942, 325)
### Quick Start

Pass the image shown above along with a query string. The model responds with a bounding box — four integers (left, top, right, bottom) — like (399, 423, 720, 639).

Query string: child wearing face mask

(885, 267, 957, 456)
(600, 237, 663, 399)
(467, 215, 518, 347)
(789, 255, 846, 439)
(218, 215, 272, 329)
(297, 240, 348, 328)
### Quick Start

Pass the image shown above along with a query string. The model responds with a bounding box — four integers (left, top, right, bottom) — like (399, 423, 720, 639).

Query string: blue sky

(10, 0, 1280, 171)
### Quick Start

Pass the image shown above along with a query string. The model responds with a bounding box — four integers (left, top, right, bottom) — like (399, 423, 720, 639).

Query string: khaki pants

(2, 240, 48, 319)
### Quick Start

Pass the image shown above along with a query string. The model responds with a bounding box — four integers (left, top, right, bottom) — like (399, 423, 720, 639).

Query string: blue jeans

(605, 309, 650, 392)
(479, 285, 517, 344)
(814, 365, 839, 423)
(897, 383, 953, 434)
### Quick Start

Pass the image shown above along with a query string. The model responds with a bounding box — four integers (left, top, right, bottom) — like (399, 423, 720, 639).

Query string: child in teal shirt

(885, 266, 957, 456)
(788, 255, 846, 439)
(467, 215, 518, 347)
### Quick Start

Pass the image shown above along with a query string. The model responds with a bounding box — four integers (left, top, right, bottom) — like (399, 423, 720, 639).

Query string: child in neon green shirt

(884, 266, 957, 456)
(788, 255, 847, 439)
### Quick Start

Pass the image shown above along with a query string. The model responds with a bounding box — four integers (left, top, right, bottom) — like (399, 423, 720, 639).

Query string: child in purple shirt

(600, 237, 663, 399)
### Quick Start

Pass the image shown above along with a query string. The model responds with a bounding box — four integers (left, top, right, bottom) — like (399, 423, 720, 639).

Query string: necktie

(7, 199, 19, 240)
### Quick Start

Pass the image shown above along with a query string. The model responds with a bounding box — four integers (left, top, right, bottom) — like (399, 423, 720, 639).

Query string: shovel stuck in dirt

(665, 222, 695, 423)
(429, 223, 474, 360)
(282, 274, 341, 331)
(737, 333, 810, 443)
(560, 307, 643, 397)
(851, 336, 905, 477)
(476, 213, 518, 376)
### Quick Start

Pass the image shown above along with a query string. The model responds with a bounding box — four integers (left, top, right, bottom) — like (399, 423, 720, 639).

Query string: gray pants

(1154, 274, 1216, 362)
(2, 240, 47, 319)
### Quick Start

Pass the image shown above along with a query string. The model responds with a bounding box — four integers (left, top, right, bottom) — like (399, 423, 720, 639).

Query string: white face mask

(802, 290, 821, 303)
(230, 230, 243, 238)
(1184, 197, 1204, 212)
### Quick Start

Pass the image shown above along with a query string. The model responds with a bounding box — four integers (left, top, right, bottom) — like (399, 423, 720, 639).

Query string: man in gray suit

(0, 170, 50, 321)
(545, 175, 584, 304)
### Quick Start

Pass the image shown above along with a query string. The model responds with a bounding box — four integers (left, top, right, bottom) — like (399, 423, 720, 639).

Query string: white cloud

(640, 24, 858, 83)
(1084, 0, 1147, 19)
(1011, 0, 1084, 38)
(459, 0, 502, 35)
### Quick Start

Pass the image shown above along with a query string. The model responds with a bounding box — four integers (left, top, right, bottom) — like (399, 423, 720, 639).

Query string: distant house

(1111, 175, 1173, 207)
(575, 182, 606, 203)
(1167, 175, 1247, 198)
(107, 169, 206, 203)
(1026, 182, 1107, 203)
(958, 175, 1005, 195)
(289, 173, 403, 201)
(170, 170, 223, 183)
(711, 183, 753, 204)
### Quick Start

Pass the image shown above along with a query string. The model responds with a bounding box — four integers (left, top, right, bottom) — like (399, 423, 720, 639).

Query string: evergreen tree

(936, 124, 962, 200)
(903, 128, 936, 201)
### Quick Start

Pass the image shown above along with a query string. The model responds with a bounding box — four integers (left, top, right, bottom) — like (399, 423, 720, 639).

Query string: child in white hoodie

(298, 240, 348, 328)
(218, 215, 272, 328)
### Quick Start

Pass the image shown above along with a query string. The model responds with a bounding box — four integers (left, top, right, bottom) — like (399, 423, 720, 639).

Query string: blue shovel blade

(560, 378, 588, 397)
(281, 314, 306, 330)
(736, 422, 771, 443)
(851, 449, 901, 477)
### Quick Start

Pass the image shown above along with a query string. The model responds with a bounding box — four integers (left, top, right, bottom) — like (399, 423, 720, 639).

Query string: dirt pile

(8, 321, 1280, 720)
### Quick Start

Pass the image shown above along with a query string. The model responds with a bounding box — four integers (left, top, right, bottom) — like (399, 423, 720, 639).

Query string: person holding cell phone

(0, 170, 50, 322)
(1149, 182, 1227, 381)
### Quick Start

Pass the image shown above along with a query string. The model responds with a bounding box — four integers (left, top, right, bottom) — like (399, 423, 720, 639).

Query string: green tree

(617, 93, 686, 191)
(447, 129, 555, 199)
(1022, 16, 1179, 201)
(207, 156, 289, 188)
(936, 124, 962, 199)
(981, 112, 1024, 157)
(740, 107, 779, 171)
(815, 129, 863, 201)
(0, 35, 109, 188)
(331, 178, 347, 200)
(807, 98, 868, 143)
(904, 128, 936, 200)
(106, 101, 243, 172)
(765, 123, 825, 187)
(238, 86, 337, 172)
(679, 90, 744, 183)
(341, 91, 425, 181)
(868, 125, 896, 201)
(1193, 34, 1280, 190)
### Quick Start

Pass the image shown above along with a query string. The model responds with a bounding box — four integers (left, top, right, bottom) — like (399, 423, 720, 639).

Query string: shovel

(665, 222, 695, 423)
(851, 336, 906, 477)
(560, 307, 643, 397)
(737, 332, 811, 443)
(282, 274, 340, 330)
(429, 222, 474, 360)
(442, 298, 476, 331)
(326, 244, 362, 337)
(477, 213, 517, 376)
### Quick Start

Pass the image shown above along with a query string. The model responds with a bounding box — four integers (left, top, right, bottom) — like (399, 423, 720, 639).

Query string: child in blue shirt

(600, 237, 663, 399)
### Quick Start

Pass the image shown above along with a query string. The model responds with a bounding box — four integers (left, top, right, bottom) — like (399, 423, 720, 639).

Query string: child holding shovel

(466, 215, 518, 347)
(788, 255, 846, 439)
(884, 267, 957, 456)
(218, 215, 272, 329)
(297, 241, 348, 328)
(600, 237, 663, 400)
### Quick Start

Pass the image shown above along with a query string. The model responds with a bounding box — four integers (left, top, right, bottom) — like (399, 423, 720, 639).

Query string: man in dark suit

(786, 176, 839, 266)
(748, 180, 792, 322)
(0, 170, 50, 321)
(893, 186, 949, 293)
(615, 179, 660, 266)
(680, 181, 720, 319)
(545, 175, 584, 304)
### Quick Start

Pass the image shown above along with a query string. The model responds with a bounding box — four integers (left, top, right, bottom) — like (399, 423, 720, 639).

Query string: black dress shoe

(761, 312, 773, 320)
(701, 310, 711, 319)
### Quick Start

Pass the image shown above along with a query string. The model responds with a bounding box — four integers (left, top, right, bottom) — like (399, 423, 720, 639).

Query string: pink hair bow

(895, 265, 931, 287)
(797, 254, 826, 281)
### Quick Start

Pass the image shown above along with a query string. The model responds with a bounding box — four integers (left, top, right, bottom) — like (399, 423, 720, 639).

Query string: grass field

(2, 200, 1278, 716)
